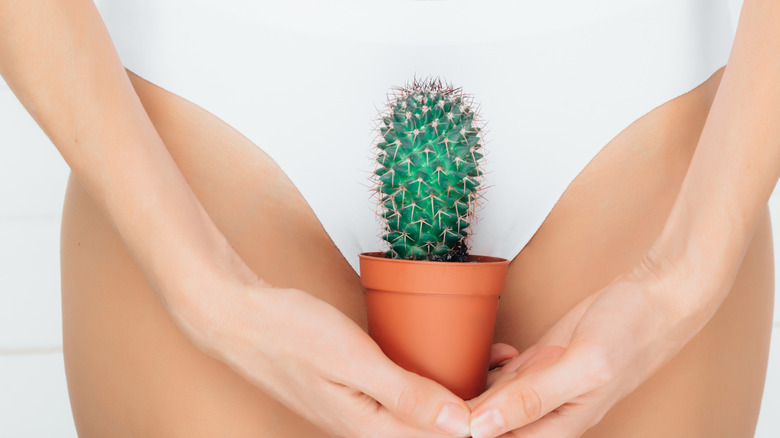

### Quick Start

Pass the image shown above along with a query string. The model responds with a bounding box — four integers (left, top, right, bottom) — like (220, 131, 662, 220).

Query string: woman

(0, 0, 775, 437)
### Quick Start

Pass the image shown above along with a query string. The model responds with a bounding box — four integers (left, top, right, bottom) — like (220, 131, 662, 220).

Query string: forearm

(0, 0, 263, 341)
(648, 0, 780, 323)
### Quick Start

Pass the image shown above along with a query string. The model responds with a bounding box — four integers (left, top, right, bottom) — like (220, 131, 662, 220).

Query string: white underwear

(95, 0, 736, 275)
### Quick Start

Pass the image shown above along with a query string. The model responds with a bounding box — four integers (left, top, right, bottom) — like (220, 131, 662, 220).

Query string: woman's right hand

(1, 2, 469, 436)
(182, 278, 473, 438)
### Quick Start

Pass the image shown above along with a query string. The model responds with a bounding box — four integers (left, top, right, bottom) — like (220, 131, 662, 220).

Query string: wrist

(634, 245, 695, 318)
(165, 237, 273, 359)
(632, 242, 732, 334)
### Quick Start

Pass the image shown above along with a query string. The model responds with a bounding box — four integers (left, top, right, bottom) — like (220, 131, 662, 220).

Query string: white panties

(95, 0, 736, 275)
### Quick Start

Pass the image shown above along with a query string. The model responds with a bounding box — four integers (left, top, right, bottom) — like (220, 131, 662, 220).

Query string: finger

(485, 364, 516, 390)
(470, 347, 592, 438)
(485, 344, 540, 389)
(490, 343, 520, 369)
(468, 370, 514, 411)
(384, 369, 472, 437)
(354, 395, 474, 438)
(323, 379, 472, 438)
(352, 348, 472, 437)
(513, 346, 566, 376)
(363, 409, 475, 438)
(499, 403, 598, 438)
(536, 291, 601, 347)
(495, 345, 539, 375)
(472, 346, 563, 410)
(486, 344, 563, 389)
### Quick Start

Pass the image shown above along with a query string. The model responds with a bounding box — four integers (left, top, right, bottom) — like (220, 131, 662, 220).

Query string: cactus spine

(371, 76, 486, 261)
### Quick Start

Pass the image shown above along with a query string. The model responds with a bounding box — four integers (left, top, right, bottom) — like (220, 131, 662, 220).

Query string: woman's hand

(465, 1, 780, 435)
(467, 251, 716, 438)
(183, 277, 474, 438)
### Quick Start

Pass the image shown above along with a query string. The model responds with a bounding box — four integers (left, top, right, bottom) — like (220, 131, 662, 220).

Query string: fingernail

(434, 403, 470, 436)
(470, 409, 505, 438)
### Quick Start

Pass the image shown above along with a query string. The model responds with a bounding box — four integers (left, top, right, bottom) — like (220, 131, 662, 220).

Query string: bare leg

(61, 67, 772, 437)
(496, 66, 774, 437)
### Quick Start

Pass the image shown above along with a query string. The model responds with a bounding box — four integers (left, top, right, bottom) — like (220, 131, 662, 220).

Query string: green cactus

(371, 76, 486, 261)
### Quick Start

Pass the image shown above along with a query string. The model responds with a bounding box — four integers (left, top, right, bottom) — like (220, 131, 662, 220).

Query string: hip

(60, 66, 773, 437)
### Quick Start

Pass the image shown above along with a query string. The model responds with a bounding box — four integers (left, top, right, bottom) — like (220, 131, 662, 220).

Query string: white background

(1, 0, 777, 436)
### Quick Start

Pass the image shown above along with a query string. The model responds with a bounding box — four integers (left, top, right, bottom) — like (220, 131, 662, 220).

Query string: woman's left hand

(469, 252, 716, 438)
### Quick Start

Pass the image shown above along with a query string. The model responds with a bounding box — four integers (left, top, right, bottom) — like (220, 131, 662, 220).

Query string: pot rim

(358, 251, 509, 265)
(358, 251, 509, 296)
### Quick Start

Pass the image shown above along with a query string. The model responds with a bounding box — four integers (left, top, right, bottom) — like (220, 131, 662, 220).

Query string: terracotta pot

(358, 251, 510, 399)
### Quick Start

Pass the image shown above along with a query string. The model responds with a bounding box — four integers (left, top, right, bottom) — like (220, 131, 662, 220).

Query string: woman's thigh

(496, 65, 774, 437)
(61, 70, 367, 437)
(61, 66, 773, 437)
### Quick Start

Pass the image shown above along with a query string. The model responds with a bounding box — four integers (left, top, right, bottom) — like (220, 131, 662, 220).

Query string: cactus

(370, 76, 487, 262)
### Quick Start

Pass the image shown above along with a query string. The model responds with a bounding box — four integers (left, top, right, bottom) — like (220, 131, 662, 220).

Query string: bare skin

(60, 65, 773, 437)
(2, 0, 777, 436)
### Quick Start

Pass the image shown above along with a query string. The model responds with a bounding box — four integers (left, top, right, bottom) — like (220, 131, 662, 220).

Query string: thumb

(470, 346, 582, 438)
(358, 355, 472, 437)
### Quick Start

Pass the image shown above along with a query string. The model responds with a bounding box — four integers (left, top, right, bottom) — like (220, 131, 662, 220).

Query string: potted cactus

(359, 76, 510, 399)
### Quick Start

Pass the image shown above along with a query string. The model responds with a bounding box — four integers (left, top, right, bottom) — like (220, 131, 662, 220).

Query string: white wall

(1, 84, 75, 436)
(1, 1, 777, 436)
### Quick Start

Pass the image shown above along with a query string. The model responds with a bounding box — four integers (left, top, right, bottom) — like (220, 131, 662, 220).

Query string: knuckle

(395, 381, 425, 421)
(506, 383, 544, 422)
(584, 347, 616, 388)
